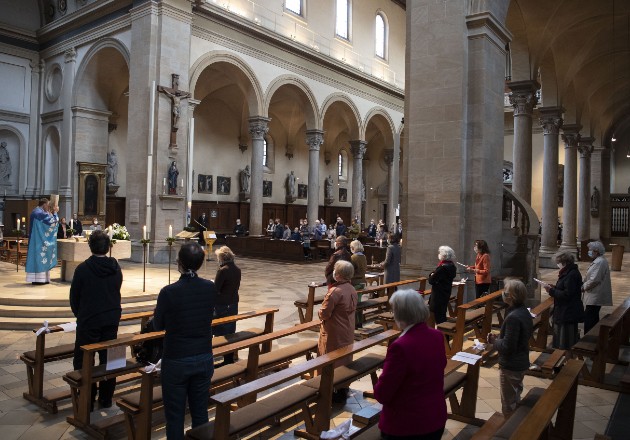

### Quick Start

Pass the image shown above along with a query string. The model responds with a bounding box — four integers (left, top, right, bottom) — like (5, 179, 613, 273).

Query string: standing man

(72, 213, 83, 236)
(366, 219, 377, 238)
(273, 219, 284, 239)
(233, 219, 246, 236)
(335, 218, 347, 238)
(70, 231, 123, 409)
(197, 212, 208, 245)
(25, 198, 59, 285)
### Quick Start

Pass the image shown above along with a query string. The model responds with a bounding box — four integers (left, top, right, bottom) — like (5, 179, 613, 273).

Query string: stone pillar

(248, 116, 270, 235)
(25, 60, 42, 196)
(306, 130, 324, 228)
(384, 148, 394, 226)
(349, 140, 366, 225)
(508, 80, 539, 204)
(388, 132, 401, 231)
(577, 137, 594, 244)
(60, 48, 77, 216)
(559, 124, 581, 252)
(599, 148, 611, 245)
(538, 107, 563, 264)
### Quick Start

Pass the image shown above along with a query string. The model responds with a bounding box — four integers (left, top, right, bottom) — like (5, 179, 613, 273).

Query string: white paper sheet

(59, 322, 77, 332)
(106, 346, 126, 371)
(455, 261, 469, 268)
(452, 351, 482, 365)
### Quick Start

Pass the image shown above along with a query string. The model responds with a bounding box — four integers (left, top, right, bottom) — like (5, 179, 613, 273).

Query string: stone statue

(168, 161, 179, 194)
(591, 186, 600, 212)
(107, 150, 118, 185)
(0, 141, 10, 185)
(240, 165, 250, 193)
(325, 175, 334, 199)
(287, 171, 296, 196)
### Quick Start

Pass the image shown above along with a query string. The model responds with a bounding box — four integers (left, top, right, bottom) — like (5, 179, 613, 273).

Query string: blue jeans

(161, 353, 214, 440)
(213, 303, 238, 364)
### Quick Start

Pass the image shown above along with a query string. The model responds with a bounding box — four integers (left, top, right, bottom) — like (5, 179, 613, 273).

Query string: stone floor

(0, 252, 628, 439)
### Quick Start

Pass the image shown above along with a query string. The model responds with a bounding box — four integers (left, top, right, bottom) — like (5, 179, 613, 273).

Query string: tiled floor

(0, 252, 628, 439)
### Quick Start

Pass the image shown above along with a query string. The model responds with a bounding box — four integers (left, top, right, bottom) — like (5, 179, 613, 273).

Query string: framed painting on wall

(217, 176, 231, 195)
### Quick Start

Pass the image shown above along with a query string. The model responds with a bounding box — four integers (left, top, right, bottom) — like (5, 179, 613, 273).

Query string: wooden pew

(117, 320, 320, 440)
(471, 358, 583, 440)
(437, 290, 505, 356)
(294, 281, 328, 324)
(572, 297, 630, 391)
(185, 330, 401, 440)
(20, 310, 154, 413)
(529, 297, 554, 351)
(63, 308, 277, 439)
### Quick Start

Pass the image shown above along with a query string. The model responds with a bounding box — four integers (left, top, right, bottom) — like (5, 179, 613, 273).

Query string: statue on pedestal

(240, 165, 250, 193)
(325, 175, 334, 205)
(0, 142, 11, 185)
(286, 171, 296, 203)
(168, 161, 179, 195)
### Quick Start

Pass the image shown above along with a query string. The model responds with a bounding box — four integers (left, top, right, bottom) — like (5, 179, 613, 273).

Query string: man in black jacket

(272, 218, 284, 239)
(70, 231, 123, 409)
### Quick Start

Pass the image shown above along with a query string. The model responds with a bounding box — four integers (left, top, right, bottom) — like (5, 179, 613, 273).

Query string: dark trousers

(475, 283, 491, 299)
(381, 427, 444, 440)
(213, 303, 238, 364)
(73, 324, 118, 405)
(161, 353, 214, 440)
(584, 305, 601, 335)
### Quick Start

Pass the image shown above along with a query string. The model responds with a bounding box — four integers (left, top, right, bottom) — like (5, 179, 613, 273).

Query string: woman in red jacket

(468, 239, 491, 298)
(374, 289, 447, 439)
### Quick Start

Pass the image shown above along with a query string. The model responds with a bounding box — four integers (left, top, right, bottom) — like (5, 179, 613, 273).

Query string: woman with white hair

(213, 246, 241, 365)
(428, 246, 457, 325)
(581, 241, 612, 334)
(349, 240, 367, 290)
(374, 289, 447, 439)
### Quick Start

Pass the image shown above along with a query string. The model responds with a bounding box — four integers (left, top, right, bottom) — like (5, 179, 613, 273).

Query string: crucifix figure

(157, 73, 191, 150)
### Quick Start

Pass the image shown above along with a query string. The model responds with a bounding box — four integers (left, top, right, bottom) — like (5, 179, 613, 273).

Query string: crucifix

(157, 73, 191, 152)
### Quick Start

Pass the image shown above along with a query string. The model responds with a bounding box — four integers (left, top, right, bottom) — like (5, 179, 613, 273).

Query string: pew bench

(471, 358, 583, 440)
(63, 308, 278, 439)
(20, 310, 154, 413)
(529, 297, 554, 352)
(437, 290, 505, 356)
(185, 330, 401, 440)
(117, 320, 320, 440)
(572, 297, 630, 391)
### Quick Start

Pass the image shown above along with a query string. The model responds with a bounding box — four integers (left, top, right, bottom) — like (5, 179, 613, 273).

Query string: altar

(57, 238, 132, 282)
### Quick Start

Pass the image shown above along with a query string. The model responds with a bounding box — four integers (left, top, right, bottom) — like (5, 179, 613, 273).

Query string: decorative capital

(507, 82, 539, 117)
(248, 116, 270, 140)
(305, 129, 324, 151)
(29, 59, 42, 73)
(539, 106, 564, 135)
(349, 140, 367, 159)
(578, 136, 595, 158)
(188, 98, 201, 112)
(384, 148, 394, 166)
(561, 124, 582, 148)
(64, 47, 77, 63)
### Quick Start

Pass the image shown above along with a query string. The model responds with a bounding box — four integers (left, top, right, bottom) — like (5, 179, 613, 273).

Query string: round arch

(362, 107, 395, 146)
(0, 124, 27, 193)
(320, 93, 361, 140)
(264, 75, 320, 130)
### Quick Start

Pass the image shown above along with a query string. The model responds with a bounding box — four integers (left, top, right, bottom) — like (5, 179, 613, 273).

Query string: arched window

(335, 0, 350, 40)
(338, 152, 343, 177)
(285, 0, 302, 17)
(263, 138, 268, 167)
(375, 13, 387, 59)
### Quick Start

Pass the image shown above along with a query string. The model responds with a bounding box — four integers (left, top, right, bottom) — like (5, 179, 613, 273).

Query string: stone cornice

(41, 109, 64, 123)
(0, 22, 38, 45)
(71, 106, 113, 121)
(158, 2, 193, 24)
(0, 110, 30, 124)
(466, 12, 513, 51)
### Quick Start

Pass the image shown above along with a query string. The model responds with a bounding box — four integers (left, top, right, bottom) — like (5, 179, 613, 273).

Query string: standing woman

(213, 246, 241, 365)
(57, 217, 68, 239)
(487, 279, 533, 417)
(468, 239, 491, 298)
(378, 233, 401, 284)
(428, 246, 457, 325)
(581, 241, 612, 334)
(543, 251, 584, 349)
(318, 260, 358, 402)
(153, 243, 217, 440)
(350, 240, 367, 290)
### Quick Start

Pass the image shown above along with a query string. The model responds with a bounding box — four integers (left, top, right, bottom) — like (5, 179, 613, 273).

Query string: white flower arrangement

(111, 223, 131, 240)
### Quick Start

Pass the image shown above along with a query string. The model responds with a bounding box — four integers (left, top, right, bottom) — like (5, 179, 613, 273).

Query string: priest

(25, 198, 59, 284)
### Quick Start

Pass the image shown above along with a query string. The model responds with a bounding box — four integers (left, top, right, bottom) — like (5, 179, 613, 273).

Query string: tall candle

(108, 226, 113, 239)
(143, 225, 147, 240)
(180, 178, 183, 188)
(70, 219, 73, 229)
(169, 225, 173, 238)
(163, 177, 166, 186)
(17, 219, 20, 230)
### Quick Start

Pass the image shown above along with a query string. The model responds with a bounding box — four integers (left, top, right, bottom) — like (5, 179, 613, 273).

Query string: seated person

(290, 227, 301, 241)
(90, 218, 102, 231)
(282, 224, 291, 240)
(233, 219, 246, 236)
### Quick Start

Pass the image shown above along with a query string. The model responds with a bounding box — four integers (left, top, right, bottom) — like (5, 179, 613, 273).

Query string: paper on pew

(106, 346, 126, 371)
(527, 307, 537, 318)
(59, 322, 77, 332)
(452, 351, 482, 365)
(320, 418, 352, 439)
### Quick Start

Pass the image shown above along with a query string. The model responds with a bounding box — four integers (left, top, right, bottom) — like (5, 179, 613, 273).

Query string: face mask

(93, 221, 98, 225)
(332, 270, 337, 281)
(557, 263, 564, 269)
(587, 250, 594, 258)
(474, 247, 478, 253)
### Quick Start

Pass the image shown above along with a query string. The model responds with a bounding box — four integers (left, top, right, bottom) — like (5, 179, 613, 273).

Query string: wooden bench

(529, 297, 554, 352)
(63, 308, 277, 439)
(437, 290, 505, 356)
(117, 320, 320, 440)
(471, 358, 583, 440)
(185, 330, 401, 440)
(20, 310, 154, 413)
(572, 297, 630, 391)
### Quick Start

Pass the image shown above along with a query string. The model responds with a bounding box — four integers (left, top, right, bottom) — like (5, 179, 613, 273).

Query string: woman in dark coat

(213, 246, 241, 365)
(543, 251, 584, 349)
(428, 245, 457, 325)
(378, 233, 401, 284)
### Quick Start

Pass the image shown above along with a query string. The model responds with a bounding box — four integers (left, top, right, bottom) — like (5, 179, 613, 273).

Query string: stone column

(388, 132, 401, 231)
(306, 130, 324, 228)
(559, 124, 581, 252)
(60, 48, 77, 216)
(599, 148, 611, 245)
(577, 137, 594, 244)
(384, 148, 394, 226)
(349, 140, 366, 224)
(248, 116, 270, 235)
(508, 80, 539, 204)
(538, 106, 563, 262)
(25, 60, 42, 196)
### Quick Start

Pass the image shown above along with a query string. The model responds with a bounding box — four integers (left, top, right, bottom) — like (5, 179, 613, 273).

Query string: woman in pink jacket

(374, 289, 447, 439)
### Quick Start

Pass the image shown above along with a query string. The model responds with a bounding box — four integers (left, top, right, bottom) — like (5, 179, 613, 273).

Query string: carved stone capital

(349, 140, 367, 159)
(188, 98, 201, 112)
(578, 136, 595, 158)
(248, 116, 270, 140)
(539, 106, 564, 135)
(305, 129, 324, 151)
(64, 47, 77, 63)
(384, 148, 394, 166)
(561, 124, 582, 148)
(29, 59, 42, 74)
(507, 80, 539, 116)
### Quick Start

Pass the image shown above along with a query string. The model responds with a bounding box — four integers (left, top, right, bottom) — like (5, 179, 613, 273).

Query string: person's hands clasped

(467, 266, 476, 273)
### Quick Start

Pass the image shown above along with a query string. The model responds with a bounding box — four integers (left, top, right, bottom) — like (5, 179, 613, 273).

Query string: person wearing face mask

(428, 246, 457, 325)
(543, 251, 584, 349)
(581, 241, 612, 334)
(213, 246, 241, 365)
(153, 243, 218, 440)
(366, 219, 377, 238)
(377, 233, 401, 284)
(487, 279, 533, 417)
(233, 218, 247, 236)
(90, 217, 102, 231)
(318, 260, 358, 403)
(467, 239, 492, 298)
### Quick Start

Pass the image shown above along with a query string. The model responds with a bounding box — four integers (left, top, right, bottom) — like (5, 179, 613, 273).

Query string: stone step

(0, 293, 158, 307)
(0, 308, 154, 331)
(0, 301, 156, 319)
